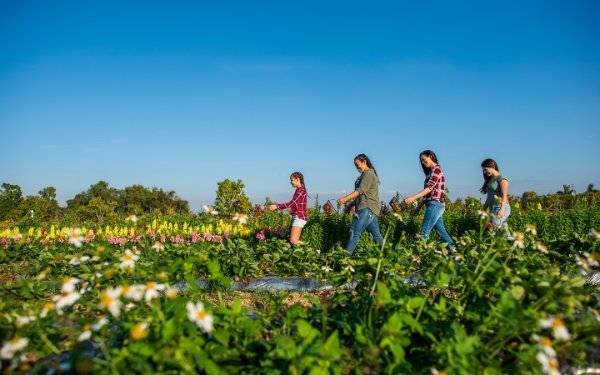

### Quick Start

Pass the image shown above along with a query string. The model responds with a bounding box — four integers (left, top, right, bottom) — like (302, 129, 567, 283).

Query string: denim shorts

(291, 216, 307, 228)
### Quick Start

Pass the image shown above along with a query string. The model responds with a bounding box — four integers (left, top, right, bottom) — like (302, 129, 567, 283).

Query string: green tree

(214, 179, 252, 217)
(16, 187, 61, 222)
(0, 183, 24, 220)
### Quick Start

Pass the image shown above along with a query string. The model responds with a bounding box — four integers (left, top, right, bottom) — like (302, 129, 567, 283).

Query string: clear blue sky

(1, 1, 599, 212)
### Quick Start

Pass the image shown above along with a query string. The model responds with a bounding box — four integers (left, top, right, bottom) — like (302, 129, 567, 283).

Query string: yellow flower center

(196, 310, 207, 320)
(101, 294, 114, 307)
(552, 318, 565, 328)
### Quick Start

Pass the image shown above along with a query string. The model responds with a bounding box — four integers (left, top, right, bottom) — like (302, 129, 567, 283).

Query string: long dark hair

(419, 150, 439, 176)
(480, 158, 499, 194)
(354, 153, 378, 178)
(291, 171, 307, 195)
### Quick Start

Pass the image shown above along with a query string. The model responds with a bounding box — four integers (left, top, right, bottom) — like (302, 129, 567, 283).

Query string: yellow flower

(130, 322, 149, 341)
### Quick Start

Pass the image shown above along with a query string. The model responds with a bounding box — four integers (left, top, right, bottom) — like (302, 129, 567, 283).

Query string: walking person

(480, 158, 511, 236)
(268, 172, 308, 246)
(337, 154, 384, 255)
(404, 150, 455, 250)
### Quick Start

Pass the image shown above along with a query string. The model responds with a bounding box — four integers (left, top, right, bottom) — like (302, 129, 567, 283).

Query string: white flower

(202, 205, 218, 216)
(69, 255, 90, 265)
(478, 210, 488, 220)
(233, 213, 248, 224)
(584, 252, 599, 267)
(533, 241, 548, 254)
(186, 301, 214, 333)
(99, 287, 123, 317)
(122, 284, 146, 301)
(11, 232, 22, 241)
(144, 281, 166, 303)
(61, 277, 81, 293)
(532, 335, 557, 358)
(125, 214, 138, 223)
(540, 317, 571, 341)
(78, 324, 92, 342)
(124, 302, 137, 312)
(393, 212, 403, 221)
(525, 224, 538, 236)
(513, 232, 525, 249)
(53, 291, 81, 315)
(536, 352, 560, 375)
(344, 265, 355, 273)
(92, 316, 108, 331)
(0, 336, 28, 360)
(40, 302, 55, 318)
(16, 315, 36, 327)
(119, 249, 139, 270)
(576, 255, 591, 274)
(152, 242, 165, 252)
(321, 265, 333, 273)
(66, 228, 84, 248)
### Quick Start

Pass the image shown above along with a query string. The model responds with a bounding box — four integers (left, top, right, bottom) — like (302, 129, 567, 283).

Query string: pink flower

(256, 232, 265, 240)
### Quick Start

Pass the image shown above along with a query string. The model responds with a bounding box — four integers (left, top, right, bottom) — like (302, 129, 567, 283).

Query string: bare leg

(289, 226, 304, 246)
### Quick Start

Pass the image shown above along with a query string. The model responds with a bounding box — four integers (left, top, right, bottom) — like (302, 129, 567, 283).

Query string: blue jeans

(345, 208, 384, 255)
(421, 201, 455, 249)
(490, 203, 511, 237)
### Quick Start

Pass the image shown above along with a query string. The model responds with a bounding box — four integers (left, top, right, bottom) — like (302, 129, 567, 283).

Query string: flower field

(1, 202, 599, 374)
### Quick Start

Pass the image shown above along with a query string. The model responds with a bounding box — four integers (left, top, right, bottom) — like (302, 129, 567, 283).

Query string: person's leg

(491, 204, 511, 238)
(289, 226, 304, 246)
(289, 217, 306, 246)
(365, 211, 384, 244)
(345, 209, 371, 255)
(433, 213, 455, 249)
(420, 201, 442, 240)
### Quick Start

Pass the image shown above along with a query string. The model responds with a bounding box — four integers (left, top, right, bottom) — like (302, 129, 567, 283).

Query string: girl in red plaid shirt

(268, 172, 308, 246)
(404, 150, 455, 250)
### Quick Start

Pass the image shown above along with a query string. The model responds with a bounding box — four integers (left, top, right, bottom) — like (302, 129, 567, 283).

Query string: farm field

(1, 198, 599, 374)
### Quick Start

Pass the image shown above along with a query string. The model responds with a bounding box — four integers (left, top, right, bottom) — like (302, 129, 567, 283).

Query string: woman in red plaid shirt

(268, 172, 308, 246)
(404, 150, 455, 250)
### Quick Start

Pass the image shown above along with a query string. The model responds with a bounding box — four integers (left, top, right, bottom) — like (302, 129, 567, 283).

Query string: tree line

(0, 180, 598, 225)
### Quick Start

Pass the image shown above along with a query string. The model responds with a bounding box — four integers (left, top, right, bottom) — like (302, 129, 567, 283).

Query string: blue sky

(1, 1, 599, 212)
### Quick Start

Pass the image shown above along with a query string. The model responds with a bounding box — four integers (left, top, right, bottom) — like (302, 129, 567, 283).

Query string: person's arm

(404, 167, 439, 204)
(269, 189, 302, 211)
(403, 187, 432, 204)
(496, 179, 509, 217)
(338, 190, 359, 205)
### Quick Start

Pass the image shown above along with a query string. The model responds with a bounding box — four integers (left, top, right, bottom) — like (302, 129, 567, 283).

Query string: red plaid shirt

(423, 165, 446, 204)
(278, 187, 307, 220)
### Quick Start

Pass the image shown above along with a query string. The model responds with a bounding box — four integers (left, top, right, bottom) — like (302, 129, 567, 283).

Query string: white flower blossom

(119, 249, 139, 270)
(99, 287, 123, 317)
(66, 228, 84, 248)
(144, 281, 166, 303)
(53, 291, 81, 315)
(69, 255, 90, 265)
(0, 336, 28, 359)
(186, 301, 214, 333)
(540, 317, 571, 341)
(233, 213, 248, 224)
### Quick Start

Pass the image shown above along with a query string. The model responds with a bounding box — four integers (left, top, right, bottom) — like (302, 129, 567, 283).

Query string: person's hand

(496, 208, 505, 218)
(337, 197, 344, 205)
(267, 204, 277, 211)
(404, 196, 415, 205)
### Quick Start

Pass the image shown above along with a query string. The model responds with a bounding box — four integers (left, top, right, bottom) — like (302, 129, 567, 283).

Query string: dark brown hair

(354, 153, 378, 178)
(419, 150, 439, 176)
(480, 158, 499, 194)
(291, 171, 307, 194)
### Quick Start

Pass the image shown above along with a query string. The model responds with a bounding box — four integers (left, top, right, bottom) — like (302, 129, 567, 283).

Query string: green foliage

(214, 179, 252, 217)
